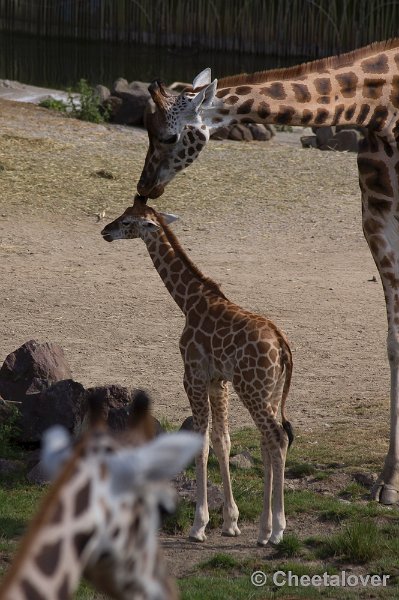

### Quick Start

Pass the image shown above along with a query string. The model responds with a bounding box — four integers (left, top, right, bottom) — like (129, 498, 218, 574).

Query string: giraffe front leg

(209, 380, 240, 537)
(372, 328, 399, 504)
(184, 372, 210, 542)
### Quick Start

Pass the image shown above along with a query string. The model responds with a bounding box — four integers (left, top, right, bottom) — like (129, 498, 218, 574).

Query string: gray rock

(179, 416, 194, 431)
(211, 126, 230, 140)
(229, 450, 254, 469)
(332, 129, 361, 152)
(95, 84, 110, 104)
(248, 123, 273, 141)
(300, 135, 318, 149)
(0, 340, 72, 402)
(313, 126, 335, 146)
(228, 124, 253, 142)
(352, 471, 378, 488)
(27, 461, 51, 485)
(107, 80, 151, 126)
(0, 458, 24, 475)
(19, 379, 86, 443)
(173, 473, 223, 510)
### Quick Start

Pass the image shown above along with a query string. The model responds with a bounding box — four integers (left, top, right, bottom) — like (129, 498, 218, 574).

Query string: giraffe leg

(183, 372, 210, 542)
(209, 379, 240, 537)
(234, 381, 289, 545)
(359, 135, 399, 504)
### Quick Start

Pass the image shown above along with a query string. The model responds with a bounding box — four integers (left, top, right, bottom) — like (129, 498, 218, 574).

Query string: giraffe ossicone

(0, 390, 202, 600)
(102, 197, 294, 546)
(137, 39, 399, 505)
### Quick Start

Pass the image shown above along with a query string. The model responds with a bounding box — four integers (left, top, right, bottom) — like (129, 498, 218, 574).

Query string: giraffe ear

(41, 425, 72, 479)
(191, 79, 218, 112)
(192, 68, 211, 89)
(159, 212, 179, 225)
(109, 432, 203, 491)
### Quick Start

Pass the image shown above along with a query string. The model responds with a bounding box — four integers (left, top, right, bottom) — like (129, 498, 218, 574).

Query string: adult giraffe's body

(137, 39, 399, 505)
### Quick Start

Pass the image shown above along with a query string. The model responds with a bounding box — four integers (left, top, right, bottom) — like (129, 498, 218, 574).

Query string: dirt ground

(0, 99, 392, 577)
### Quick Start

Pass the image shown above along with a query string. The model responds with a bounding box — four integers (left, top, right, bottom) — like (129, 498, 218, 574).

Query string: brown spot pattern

(301, 109, 313, 125)
(276, 106, 295, 124)
(368, 196, 392, 216)
(73, 529, 94, 558)
(260, 82, 287, 100)
(358, 158, 393, 197)
(345, 104, 356, 120)
(390, 75, 399, 108)
(235, 86, 252, 95)
(368, 106, 389, 131)
(58, 576, 70, 600)
(356, 103, 371, 125)
(225, 95, 239, 105)
(20, 580, 45, 600)
(291, 83, 311, 103)
(331, 104, 345, 126)
(257, 101, 270, 120)
(237, 99, 254, 114)
(314, 78, 332, 95)
(314, 108, 329, 124)
(35, 540, 62, 576)
(363, 78, 385, 100)
(216, 88, 231, 98)
(336, 72, 358, 98)
(74, 480, 91, 517)
(361, 53, 389, 74)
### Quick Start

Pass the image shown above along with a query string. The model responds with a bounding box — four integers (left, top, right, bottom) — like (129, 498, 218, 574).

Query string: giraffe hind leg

(209, 379, 240, 537)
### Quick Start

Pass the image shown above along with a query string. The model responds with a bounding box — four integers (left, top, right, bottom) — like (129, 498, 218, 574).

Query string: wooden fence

(0, 0, 398, 57)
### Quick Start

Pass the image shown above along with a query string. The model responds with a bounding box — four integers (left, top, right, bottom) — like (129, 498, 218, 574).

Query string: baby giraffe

(0, 391, 202, 600)
(102, 195, 293, 546)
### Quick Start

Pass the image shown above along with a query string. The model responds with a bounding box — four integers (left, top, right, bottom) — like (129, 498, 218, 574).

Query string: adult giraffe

(137, 39, 399, 505)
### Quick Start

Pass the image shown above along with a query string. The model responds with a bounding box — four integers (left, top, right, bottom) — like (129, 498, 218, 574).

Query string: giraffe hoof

(222, 525, 241, 537)
(375, 483, 399, 505)
(188, 528, 207, 542)
(256, 538, 270, 547)
(269, 532, 284, 545)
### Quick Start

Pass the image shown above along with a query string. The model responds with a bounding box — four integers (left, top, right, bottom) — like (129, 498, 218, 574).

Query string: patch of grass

(200, 553, 240, 571)
(316, 520, 381, 564)
(340, 481, 367, 500)
(287, 462, 316, 478)
(275, 533, 302, 558)
(162, 499, 195, 535)
(0, 403, 23, 459)
(38, 97, 68, 112)
(39, 79, 109, 124)
(70, 79, 109, 124)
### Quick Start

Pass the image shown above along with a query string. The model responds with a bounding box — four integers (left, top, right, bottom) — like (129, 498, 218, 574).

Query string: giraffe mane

(217, 38, 399, 88)
(0, 435, 88, 594)
(154, 211, 228, 300)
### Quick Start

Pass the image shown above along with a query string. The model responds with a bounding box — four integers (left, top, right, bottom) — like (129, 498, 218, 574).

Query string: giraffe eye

(122, 220, 130, 226)
(160, 134, 178, 145)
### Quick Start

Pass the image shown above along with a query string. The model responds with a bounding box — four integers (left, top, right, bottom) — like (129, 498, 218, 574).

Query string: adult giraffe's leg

(183, 370, 210, 541)
(359, 134, 399, 504)
(209, 379, 240, 537)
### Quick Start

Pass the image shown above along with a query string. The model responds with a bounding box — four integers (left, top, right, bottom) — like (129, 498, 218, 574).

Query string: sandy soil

(0, 96, 393, 584)
(0, 98, 389, 436)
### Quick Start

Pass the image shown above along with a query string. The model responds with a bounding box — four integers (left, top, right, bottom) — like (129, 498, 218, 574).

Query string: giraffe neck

(0, 450, 91, 600)
(204, 42, 399, 133)
(142, 220, 226, 315)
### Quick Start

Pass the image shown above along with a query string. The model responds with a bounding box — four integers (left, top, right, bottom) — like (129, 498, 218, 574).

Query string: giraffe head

(2, 391, 202, 600)
(101, 195, 178, 242)
(137, 69, 217, 198)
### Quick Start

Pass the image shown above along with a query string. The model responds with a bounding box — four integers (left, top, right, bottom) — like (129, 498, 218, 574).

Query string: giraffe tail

(280, 339, 294, 448)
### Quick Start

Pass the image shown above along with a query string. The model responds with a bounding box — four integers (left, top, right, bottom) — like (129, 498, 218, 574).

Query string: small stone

(229, 450, 254, 469)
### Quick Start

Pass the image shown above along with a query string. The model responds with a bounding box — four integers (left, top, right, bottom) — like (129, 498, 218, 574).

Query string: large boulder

(18, 379, 86, 443)
(105, 79, 152, 126)
(0, 340, 72, 402)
